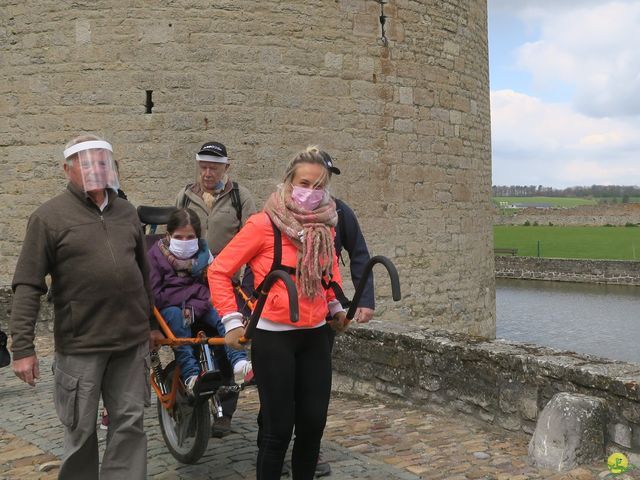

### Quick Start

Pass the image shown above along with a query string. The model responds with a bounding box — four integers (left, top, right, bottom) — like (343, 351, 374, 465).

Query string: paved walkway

(0, 334, 619, 480)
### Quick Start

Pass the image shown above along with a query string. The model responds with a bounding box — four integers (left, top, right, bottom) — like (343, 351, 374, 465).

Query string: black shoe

(0, 331, 10, 369)
(211, 416, 232, 438)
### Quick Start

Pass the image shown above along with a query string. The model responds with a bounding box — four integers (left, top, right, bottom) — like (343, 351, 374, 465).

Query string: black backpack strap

(230, 182, 242, 225)
(177, 186, 191, 209)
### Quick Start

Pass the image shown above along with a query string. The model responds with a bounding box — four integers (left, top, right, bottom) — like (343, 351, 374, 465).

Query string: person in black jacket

(320, 151, 375, 325)
(332, 196, 375, 323)
(315, 150, 375, 477)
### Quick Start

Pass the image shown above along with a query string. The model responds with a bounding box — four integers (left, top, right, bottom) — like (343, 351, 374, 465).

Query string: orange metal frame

(150, 305, 249, 410)
(234, 284, 256, 311)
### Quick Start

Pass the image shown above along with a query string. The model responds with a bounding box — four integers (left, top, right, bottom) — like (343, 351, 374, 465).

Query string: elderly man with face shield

(9, 134, 157, 480)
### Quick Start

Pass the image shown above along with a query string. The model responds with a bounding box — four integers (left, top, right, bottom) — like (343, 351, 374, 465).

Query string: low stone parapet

(333, 321, 640, 458)
(495, 256, 640, 285)
(494, 203, 640, 226)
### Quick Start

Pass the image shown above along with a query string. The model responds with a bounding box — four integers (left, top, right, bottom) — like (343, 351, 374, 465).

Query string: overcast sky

(488, 0, 640, 188)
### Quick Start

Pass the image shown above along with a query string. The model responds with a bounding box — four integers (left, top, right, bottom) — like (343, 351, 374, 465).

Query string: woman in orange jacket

(208, 146, 348, 479)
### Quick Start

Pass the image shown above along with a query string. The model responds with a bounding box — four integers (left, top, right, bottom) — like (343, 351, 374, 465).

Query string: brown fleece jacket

(10, 183, 153, 360)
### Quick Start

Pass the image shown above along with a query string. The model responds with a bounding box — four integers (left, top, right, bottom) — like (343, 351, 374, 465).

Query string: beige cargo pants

(53, 341, 150, 480)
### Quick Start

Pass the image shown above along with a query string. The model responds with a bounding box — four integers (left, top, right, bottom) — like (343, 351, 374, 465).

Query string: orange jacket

(208, 212, 343, 328)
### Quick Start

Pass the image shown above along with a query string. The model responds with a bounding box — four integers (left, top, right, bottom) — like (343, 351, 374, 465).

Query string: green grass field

(493, 196, 598, 207)
(494, 225, 640, 260)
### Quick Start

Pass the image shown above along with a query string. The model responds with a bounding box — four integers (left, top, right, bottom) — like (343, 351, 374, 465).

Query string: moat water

(496, 278, 640, 364)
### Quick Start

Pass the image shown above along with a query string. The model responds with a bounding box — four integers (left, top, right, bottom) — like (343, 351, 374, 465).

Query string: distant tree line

(492, 185, 640, 199)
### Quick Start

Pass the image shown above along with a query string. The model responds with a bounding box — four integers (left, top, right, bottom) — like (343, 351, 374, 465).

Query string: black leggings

(252, 325, 332, 480)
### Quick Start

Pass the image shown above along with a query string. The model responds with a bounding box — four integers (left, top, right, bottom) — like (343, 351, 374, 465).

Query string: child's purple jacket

(148, 242, 212, 319)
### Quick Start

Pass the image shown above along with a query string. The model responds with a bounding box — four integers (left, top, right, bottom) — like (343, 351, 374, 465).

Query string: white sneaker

(233, 360, 253, 384)
(184, 375, 198, 396)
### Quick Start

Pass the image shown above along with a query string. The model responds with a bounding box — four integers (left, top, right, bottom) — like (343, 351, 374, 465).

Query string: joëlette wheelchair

(137, 205, 401, 464)
(138, 206, 299, 463)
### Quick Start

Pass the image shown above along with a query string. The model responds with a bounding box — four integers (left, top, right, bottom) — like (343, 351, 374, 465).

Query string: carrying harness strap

(252, 220, 351, 308)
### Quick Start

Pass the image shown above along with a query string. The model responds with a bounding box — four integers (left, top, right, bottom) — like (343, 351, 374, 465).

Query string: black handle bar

(346, 255, 401, 321)
(243, 270, 299, 340)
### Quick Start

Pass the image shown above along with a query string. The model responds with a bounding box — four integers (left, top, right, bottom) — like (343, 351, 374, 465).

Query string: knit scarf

(263, 187, 338, 298)
(158, 238, 194, 277)
(192, 175, 229, 210)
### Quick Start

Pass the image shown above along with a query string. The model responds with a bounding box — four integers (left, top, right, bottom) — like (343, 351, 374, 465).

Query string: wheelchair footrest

(193, 370, 224, 398)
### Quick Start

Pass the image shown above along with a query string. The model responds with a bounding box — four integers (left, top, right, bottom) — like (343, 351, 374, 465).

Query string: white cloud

(560, 161, 640, 185)
(514, 1, 640, 117)
(490, 0, 632, 15)
(491, 90, 640, 187)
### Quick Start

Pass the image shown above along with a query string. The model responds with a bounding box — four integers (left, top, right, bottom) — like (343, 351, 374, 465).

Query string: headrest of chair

(137, 206, 178, 226)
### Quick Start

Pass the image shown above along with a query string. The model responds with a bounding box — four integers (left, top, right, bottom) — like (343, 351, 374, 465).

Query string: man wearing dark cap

(319, 150, 375, 324)
(176, 141, 257, 257)
(175, 141, 257, 436)
(318, 150, 376, 476)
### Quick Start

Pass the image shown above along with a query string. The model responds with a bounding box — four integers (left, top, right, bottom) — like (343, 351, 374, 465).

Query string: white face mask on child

(169, 238, 199, 259)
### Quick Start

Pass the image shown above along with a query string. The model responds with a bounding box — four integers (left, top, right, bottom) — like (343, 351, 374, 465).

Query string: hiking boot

(315, 452, 331, 477)
(211, 415, 232, 438)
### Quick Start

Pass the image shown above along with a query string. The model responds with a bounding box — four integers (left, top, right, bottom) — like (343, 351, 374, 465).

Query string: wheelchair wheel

(157, 361, 211, 464)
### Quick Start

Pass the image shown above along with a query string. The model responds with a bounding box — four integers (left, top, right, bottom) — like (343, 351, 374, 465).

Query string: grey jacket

(175, 180, 257, 256)
(10, 183, 153, 360)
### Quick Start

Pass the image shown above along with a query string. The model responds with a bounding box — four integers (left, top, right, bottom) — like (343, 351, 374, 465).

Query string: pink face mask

(291, 186, 325, 211)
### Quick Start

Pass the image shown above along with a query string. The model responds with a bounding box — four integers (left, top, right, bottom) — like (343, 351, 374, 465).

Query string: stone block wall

(494, 204, 640, 226)
(495, 256, 640, 285)
(333, 321, 640, 457)
(1, 0, 495, 336)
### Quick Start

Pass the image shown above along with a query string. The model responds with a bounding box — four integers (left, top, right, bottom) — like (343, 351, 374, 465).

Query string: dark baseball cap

(319, 151, 341, 175)
(196, 141, 228, 163)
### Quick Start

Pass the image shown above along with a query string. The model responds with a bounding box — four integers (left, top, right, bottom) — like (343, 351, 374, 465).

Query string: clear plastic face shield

(63, 140, 120, 193)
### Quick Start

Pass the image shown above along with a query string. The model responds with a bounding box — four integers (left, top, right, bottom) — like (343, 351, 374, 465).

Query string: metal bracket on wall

(378, 0, 389, 47)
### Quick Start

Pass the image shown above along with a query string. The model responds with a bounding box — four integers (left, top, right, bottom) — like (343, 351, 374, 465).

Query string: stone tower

(1, 0, 495, 337)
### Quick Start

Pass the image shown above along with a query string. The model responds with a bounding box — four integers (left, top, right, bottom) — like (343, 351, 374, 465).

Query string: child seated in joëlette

(148, 207, 252, 395)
